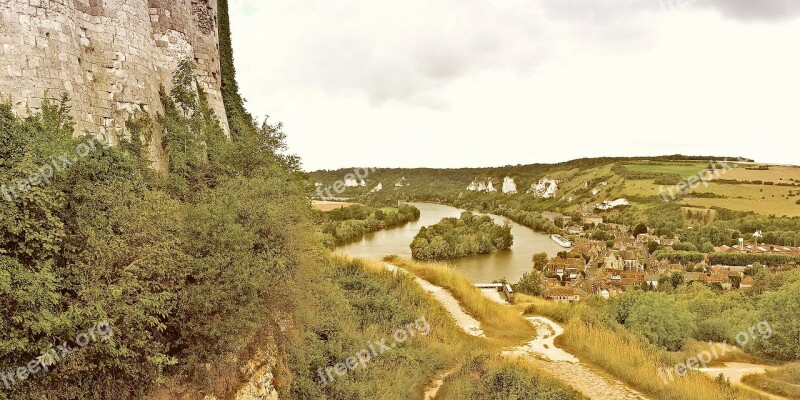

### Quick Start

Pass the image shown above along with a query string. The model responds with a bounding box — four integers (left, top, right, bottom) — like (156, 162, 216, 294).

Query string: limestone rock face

(596, 198, 629, 210)
(467, 178, 497, 192)
(0, 0, 229, 170)
(502, 177, 517, 194)
(527, 178, 558, 198)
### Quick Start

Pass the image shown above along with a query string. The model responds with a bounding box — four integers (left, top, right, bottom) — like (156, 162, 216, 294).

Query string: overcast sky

(229, 0, 800, 171)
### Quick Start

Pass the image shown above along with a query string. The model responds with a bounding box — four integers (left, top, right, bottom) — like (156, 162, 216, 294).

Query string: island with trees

(318, 204, 421, 245)
(410, 211, 513, 261)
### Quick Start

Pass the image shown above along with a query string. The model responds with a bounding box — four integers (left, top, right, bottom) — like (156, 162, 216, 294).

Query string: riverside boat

(550, 234, 573, 248)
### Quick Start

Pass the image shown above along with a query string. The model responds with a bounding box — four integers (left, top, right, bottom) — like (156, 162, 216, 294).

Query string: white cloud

(230, 1, 800, 171)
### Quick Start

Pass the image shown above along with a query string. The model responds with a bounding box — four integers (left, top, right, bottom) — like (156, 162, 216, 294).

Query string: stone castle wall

(0, 0, 228, 170)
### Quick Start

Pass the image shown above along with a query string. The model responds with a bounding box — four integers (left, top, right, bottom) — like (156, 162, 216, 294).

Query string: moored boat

(550, 234, 573, 248)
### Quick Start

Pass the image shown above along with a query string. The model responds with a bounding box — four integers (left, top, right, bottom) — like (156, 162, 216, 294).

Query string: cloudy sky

(229, 0, 800, 171)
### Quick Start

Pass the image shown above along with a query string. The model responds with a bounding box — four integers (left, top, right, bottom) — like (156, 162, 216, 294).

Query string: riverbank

(336, 202, 563, 282)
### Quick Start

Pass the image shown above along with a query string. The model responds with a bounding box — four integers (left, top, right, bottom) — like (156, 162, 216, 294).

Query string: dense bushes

(318, 204, 420, 245)
(410, 212, 513, 261)
(613, 290, 695, 351)
(0, 48, 318, 398)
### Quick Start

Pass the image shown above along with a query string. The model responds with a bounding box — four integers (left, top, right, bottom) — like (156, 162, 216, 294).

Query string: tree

(532, 252, 549, 271)
(749, 281, 800, 360)
(671, 271, 685, 289)
(647, 240, 659, 254)
(515, 270, 543, 296)
(633, 223, 648, 237)
(623, 292, 696, 351)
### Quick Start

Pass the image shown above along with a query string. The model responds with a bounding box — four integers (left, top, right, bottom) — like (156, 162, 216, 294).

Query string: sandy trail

(392, 262, 646, 400)
(385, 264, 484, 337)
(503, 315, 649, 400)
(698, 363, 787, 400)
(423, 364, 460, 400)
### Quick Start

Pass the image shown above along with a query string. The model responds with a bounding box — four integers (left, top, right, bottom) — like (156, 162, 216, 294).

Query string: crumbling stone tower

(0, 0, 228, 170)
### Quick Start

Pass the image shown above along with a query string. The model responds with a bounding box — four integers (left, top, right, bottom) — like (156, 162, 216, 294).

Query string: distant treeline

(708, 253, 800, 267)
(318, 204, 420, 245)
(410, 212, 513, 261)
(493, 207, 562, 234)
(654, 250, 707, 264)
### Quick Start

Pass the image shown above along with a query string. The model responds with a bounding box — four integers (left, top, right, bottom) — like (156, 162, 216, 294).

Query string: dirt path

(422, 364, 460, 400)
(503, 316, 649, 400)
(697, 363, 787, 400)
(385, 264, 484, 337)
(389, 263, 647, 399)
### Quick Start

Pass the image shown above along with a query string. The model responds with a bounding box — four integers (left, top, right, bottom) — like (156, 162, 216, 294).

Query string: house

(543, 278, 561, 290)
(636, 234, 660, 245)
(582, 215, 604, 226)
(603, 251, 623, 270)
(545, 257, 586, 279)
(645, 274, 660, 290)
(685, 272, 706, 283)
(622, 251, 642, 271)
(706, 274, 732, 290)
(544, 287, 588, 303)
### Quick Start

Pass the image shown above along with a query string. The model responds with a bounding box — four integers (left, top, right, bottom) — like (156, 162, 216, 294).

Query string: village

(537, 214, 799, 303)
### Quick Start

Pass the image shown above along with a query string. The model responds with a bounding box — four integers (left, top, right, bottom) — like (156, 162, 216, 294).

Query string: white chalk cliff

(527, 178, 559, 199)
(502, 177, 517, 194)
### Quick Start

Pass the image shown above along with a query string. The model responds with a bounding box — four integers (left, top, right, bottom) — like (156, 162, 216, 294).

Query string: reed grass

(385, 256, 536, 346)
(528, 297, 769, 400)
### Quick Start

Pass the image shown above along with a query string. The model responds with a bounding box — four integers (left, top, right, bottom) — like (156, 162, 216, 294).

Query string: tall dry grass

(529, 297, 769, 400)
(385, 256, 535, 346)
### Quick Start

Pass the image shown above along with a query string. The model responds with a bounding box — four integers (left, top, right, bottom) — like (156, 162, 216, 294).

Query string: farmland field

(682, 197, 800, 217)
(719, 164, 800, 184)
(312, 200, 360, 211)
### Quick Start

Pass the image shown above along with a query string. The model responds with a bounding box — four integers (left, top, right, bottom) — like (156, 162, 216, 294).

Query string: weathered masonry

(0, 0, 229, 170)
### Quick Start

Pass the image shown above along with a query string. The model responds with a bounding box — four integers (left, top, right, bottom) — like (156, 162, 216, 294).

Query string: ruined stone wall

(0, 0, 228, 170)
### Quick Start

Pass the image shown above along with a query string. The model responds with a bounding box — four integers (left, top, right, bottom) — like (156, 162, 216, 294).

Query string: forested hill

(309, 155, 753, 203)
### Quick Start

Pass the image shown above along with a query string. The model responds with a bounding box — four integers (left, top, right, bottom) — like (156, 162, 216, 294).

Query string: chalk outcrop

(502, 177, 517, 194)
(596, 198, 630, 210)
(527, 178, 559, 199)
(467, 178, 498, 193)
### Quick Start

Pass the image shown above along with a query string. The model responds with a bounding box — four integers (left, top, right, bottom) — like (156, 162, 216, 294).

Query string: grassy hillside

(311, 157, 800, 244)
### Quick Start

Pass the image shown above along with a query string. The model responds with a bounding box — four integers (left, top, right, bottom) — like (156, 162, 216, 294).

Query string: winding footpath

(384, 264, 484, 337)
(697, 363, 786, 400)
(387, 263, 647, 399)
(504, 316, 648, 400)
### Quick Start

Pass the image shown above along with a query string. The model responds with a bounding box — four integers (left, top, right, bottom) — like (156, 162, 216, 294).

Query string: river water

(335, 202, 565, 283)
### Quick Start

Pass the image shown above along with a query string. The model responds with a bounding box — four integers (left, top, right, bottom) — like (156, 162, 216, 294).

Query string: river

(335, 202, 565, 283)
